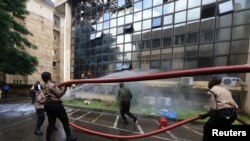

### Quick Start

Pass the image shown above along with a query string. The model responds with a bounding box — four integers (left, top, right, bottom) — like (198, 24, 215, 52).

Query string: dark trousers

(120, 101, 136, 122)
(35, 108, 45, 131)
(31, 93, 36, 104)
(44, 102, 71, 141)
(203, 108, 237, 141)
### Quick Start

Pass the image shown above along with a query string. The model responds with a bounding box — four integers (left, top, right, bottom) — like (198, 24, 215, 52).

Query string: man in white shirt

(199, 77, 238, 141)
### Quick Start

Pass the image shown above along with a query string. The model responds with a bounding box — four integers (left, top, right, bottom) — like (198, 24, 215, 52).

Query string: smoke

(63, 70, 207, 118)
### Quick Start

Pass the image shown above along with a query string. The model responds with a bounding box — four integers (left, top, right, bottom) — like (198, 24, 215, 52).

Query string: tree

(0, 0, 38, 75)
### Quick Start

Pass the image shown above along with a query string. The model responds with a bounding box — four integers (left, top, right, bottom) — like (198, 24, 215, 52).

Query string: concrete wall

(25, 0, 54, 84)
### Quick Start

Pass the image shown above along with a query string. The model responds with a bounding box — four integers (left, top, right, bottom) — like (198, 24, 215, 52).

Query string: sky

(51, 0, 55, 3)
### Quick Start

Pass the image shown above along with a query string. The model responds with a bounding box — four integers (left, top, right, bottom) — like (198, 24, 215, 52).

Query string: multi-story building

(56, 0, 250, 113)
(2, 0, 65, 84)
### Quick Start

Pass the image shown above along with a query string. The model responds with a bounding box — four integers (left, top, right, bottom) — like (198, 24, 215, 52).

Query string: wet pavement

(0, 100, 203, 141)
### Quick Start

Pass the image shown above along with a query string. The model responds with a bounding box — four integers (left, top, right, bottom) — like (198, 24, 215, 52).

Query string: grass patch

(63, 99, 250, 124)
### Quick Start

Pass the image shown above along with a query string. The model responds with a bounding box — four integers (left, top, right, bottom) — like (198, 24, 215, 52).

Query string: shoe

(133, 117, 137, 123)
(34, 130, 43, 136)
(53, 126, 58, 131)
(66, 135, 78, 141)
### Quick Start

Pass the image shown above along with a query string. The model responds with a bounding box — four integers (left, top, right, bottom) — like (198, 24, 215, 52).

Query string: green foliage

(0, 0, 38, 75)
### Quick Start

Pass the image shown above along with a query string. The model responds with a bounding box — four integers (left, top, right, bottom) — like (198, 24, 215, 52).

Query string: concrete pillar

(63, 2, 71, 81)
(244, 36, 250, 115)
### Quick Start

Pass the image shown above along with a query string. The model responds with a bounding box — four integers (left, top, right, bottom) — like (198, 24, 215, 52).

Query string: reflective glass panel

(163, 15, 173, 25)
(216, 14, 232, 28)
(231, 40, 249, 54)
(163, 2, 174, 14)
(173, 47, 184, 58)
(199, 44, 213, 56)
(187, 21, 200, 33)
(185, 59, 197, 69)
(185, 45, 198, 57)
(219, 0, 233, 15)
(117, 26, 124, 34)
(143, 0, 152, 9)
(124, 52, 132, 61)
(175, 0, 187, 12)
(134, 1, 142, 12)
(124, 43, 132, 52)
(117, 16, 124, 26)
(143, 9, 152, 19)
(214, 56, 227, 66)
(234, 0, 250, 11)
(152, 17, 162, 28)
(152, 38, 161, 48)
(117, 35, 124, 44)
(104, 12, 110, 21)
(162, 48, 172, 59)
(118, 0, 126, 7)
(162, 26, 173, 37)
(163, 37, 173, 48)
(214, 42, 229, 55)
(151, 60, 160, 68)
(153, 0, 163, 6)
(152, 28, 162, 38)
(188, 0, 201, 8)
(143, 19, 152, 30)
(161, 60, 171, 70)
(153, 6, 163, 17)
(175, 11, 186, 23)
(215, 28, 231, 41)
(234, 10, 250, 25)
(110, 18, 117, 28)
(187, 32, 199, 44)
(142, 30, 151, 40)
(232, 25, 250, 40)
(200, 31, 214, 43)
(188, 8, 201, 21)
(134, 12, 142, 22)
(134, 22, 142, 31)
(125, 14, 133, 24)
(125, 34, 132, 43)
(172, 59, 183, 70)
(229, 54, 247, 65)
(103, 21, 109, 29)
(133, 32, 141, 41)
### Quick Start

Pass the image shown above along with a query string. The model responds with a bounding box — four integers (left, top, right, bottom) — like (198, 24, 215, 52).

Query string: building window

(115, 63, 123, 71)
(201, 4, 216, 19)
(117, 26, 124, 35)
(90, 33, 96, 40)
(151, 60, 161, 68)
(124, 24, 133, 33)
(218, 0, 233, 16)
(122, 62, 131, 70)
(152, 17, 162, 28)
(95, 32, 103, 38)
(174, 35, 185, 46)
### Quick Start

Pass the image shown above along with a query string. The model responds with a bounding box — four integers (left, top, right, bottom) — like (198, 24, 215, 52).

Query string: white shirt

(207, 85, 238, 110)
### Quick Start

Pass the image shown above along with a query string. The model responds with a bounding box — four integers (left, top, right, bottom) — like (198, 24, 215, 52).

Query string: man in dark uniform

(41, 72, 77, 141)
(118, 83, 137, 124)
(199, 77, 238, 141)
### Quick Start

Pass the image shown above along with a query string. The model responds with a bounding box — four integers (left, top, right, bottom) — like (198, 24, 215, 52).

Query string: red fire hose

(69, 116, 200, 139)
(58, 64, 250, 139)
(59, 64, 250, 87)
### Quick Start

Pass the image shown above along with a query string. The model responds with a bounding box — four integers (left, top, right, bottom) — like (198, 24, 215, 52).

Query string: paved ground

(0, 100, 203, 141)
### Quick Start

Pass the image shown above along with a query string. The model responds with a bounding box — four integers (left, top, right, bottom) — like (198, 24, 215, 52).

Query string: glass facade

(71, 0, 250, 79)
